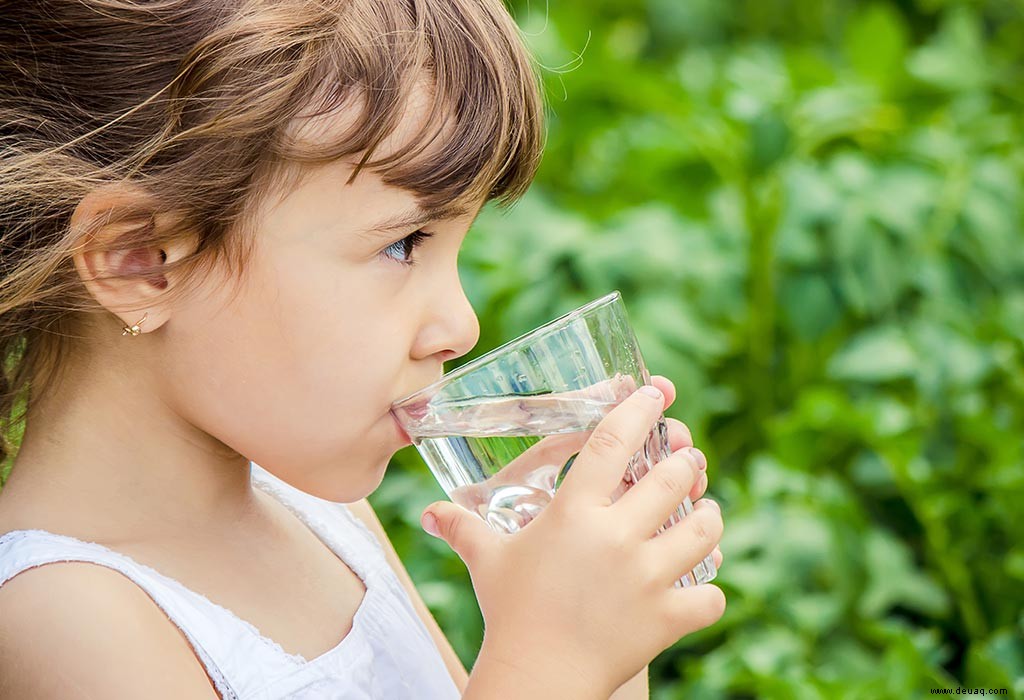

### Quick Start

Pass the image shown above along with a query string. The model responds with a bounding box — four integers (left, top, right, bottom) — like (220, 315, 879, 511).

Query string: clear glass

(390, 291, 717, 587)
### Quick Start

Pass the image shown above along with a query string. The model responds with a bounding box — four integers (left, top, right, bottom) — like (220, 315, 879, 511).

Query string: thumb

(421, 501, 493, 566)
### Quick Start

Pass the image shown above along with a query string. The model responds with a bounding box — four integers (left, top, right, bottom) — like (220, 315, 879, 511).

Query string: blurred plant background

(370, 0, 1024, 697)
(2, 0, 1016, 696)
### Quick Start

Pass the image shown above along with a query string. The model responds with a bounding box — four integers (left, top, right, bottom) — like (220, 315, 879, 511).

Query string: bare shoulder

(0, 562, 221, 699)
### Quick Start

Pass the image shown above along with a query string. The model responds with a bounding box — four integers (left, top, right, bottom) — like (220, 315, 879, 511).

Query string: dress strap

(0, 529, 240, 699)
(0, 464, 402, 699)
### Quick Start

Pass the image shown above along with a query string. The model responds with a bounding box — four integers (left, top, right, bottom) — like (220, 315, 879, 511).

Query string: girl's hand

(448, 375, 718, 536)
(422, 375, 726, 696)
(449, 412, 719, 552)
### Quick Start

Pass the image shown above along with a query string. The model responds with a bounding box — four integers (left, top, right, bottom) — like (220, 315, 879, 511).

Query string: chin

(309, 432, 400, 502)
(368, 456, 391, 489)
(286, 462, 388, 504)
(343, 457, 391, 503)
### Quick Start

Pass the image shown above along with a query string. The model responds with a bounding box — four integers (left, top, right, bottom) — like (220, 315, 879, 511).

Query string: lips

(401, 398, 431, 420)
(390, 411, 414, 445)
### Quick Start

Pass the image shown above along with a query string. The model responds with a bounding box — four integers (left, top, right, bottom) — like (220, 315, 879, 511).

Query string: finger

(504, 383, 683, 492)
(689, 472, 708, 502)
(556, 385, 666, 504)
(613, 448, 702, 537)
(665, 418, 694, 453)
(449, 483, 489, 510)
(406, 375, 640, 436)
(516, 374, 639, 414)
(650, 375, 676, 410)
(646, 499, 723, 584)
(495, 431, 589, 486)
(421, 501, 498, 568)
(679, 447, 708, 500)
(664, 584, 727, 639)
(712, 545, 723, 569)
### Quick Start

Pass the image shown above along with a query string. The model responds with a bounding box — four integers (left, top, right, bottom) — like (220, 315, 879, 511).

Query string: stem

(742, 174, 781, 440)
(883, 444, 989, 641)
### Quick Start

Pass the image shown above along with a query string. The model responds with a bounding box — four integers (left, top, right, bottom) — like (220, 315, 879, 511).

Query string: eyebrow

(360, 204, 472, 239)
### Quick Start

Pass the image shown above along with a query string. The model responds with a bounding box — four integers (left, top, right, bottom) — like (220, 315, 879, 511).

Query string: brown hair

(0, 0, 545, 481)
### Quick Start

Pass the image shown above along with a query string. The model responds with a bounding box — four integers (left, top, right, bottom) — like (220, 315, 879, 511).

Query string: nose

(414, 273, 480, 364)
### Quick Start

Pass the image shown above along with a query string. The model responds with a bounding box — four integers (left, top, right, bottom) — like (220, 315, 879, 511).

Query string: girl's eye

(380, 230, 434, 266)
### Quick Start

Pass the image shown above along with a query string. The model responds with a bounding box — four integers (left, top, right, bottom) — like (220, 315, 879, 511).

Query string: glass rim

(390, 290, 623, 407)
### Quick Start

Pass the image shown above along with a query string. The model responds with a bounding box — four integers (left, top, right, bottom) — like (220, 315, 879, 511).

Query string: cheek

(160, 249, 406, 489)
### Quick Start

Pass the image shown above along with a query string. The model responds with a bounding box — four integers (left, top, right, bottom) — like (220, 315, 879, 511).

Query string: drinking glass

(390, 291, 717, 587)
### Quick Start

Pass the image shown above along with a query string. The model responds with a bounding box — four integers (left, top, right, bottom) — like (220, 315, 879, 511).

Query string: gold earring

(121, 312, 148, 337)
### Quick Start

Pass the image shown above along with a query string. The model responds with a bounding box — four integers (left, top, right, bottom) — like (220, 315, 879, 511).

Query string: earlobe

(68, 183, 182, 336)
(120, 311, 150, 337)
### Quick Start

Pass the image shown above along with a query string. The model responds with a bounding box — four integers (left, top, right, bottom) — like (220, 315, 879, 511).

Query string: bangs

(270, 0, 545, 210)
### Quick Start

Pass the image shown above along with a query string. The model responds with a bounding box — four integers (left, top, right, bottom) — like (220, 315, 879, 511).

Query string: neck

(0, 345, 262, 544)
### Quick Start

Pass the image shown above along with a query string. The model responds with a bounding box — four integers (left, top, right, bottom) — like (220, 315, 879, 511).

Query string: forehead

(250, 150, 481, 250)
(227, 0, 542, 220)
(272, 78, 481, 214)
(285, 77, 438, 161)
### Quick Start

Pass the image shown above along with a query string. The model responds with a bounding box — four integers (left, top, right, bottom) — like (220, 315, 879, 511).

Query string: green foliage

(371, 0, 1024, 696)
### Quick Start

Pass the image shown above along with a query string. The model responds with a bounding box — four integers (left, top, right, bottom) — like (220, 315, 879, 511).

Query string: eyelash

(380, 230, 434, 267)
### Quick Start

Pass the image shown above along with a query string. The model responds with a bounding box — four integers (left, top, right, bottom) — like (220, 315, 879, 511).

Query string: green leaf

(844, 3, 909, 92)
(858, 529, 951, 618)
(748, 111, 792, 175)
(965, 629, 1024, 690)
(827, 326, 918, 382)
(780, 273, 841, 341)
(907, 6, 988, 92)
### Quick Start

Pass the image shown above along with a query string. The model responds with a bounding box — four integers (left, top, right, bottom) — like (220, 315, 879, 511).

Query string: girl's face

(161, 157, 482, 502)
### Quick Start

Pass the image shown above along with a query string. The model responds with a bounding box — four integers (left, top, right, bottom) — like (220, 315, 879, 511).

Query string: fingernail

(421, 511, 440, 538)
(639, 385, 662, 399)
(686, 447, 707, 471)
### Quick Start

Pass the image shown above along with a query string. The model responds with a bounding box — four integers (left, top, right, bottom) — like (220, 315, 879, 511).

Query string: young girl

(0, 1, 725, 698)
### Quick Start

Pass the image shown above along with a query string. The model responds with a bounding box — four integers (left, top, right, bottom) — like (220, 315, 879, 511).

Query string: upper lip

(396, 397, 430, 421)
(391, 411, 414, 442)
(394, 375, 442, 407)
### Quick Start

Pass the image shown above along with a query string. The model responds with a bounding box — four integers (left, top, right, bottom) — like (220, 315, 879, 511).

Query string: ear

(70, 183, 198, 336)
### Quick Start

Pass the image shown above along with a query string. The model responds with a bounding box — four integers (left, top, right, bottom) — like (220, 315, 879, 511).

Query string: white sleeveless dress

(0, 463, 463, 699)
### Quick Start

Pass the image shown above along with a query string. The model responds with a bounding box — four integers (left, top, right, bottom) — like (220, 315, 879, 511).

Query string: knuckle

(436, 511, 452, 536)
(638, 552, 665, 590)
(443, 516, 463, 546)
(446, 518, 481, 565)
(689, 510, 718, 548)
(544, 497, 576, 526)
(593, 513, 632, 553)
(604, 524, 631, 553)
(587, 428, 628, 455)
(692, 505, 724, 540)
(650, 463, 689, 498)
